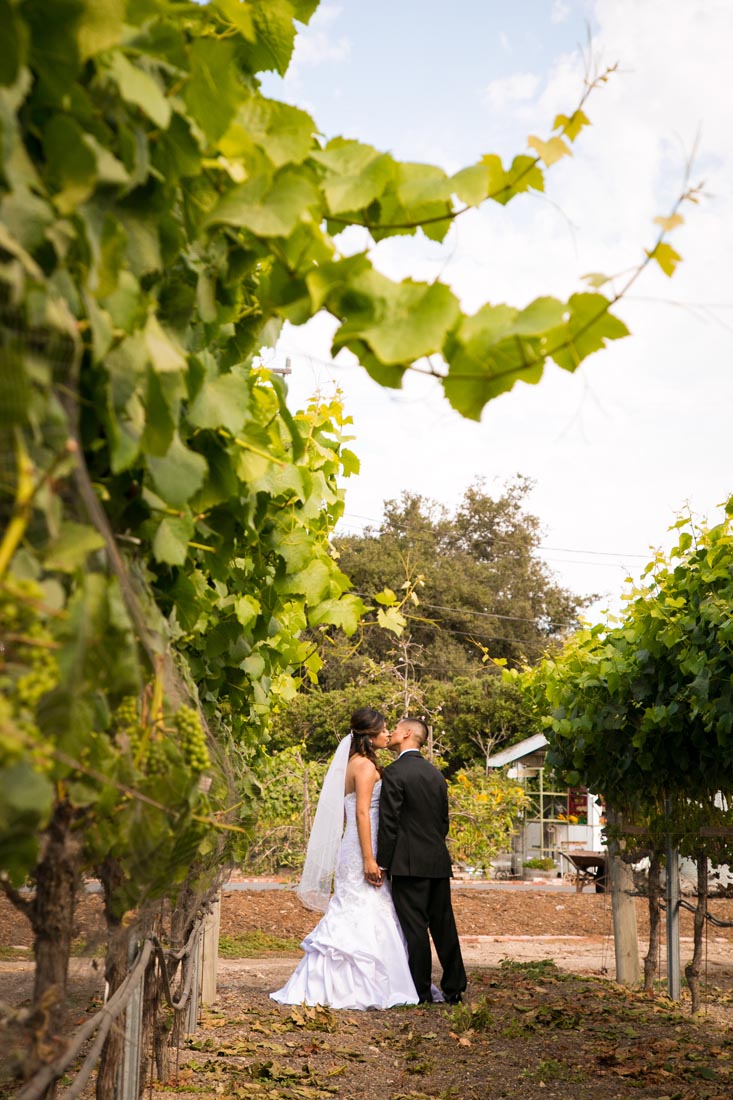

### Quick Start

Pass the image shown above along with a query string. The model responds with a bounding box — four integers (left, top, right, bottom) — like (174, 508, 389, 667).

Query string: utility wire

(338, 511, 650, 561)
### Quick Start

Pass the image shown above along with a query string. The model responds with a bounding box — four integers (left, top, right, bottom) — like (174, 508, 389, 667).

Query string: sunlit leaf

(527, 134, 572, 166)
(646, 241, 682, 277)
(553, 108, 590, 141)
(653, 212, 684, 232)
(104, 52, 171, 130)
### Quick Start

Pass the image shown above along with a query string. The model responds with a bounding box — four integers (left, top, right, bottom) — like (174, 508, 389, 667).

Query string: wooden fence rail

(15, 895, 221, 1100)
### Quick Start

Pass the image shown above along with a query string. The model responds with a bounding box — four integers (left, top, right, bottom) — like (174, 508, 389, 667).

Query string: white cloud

(277, 0, 733, 617)
(283, 3, 351, 86)
(552, 1, 571, 23)
(483, 71, 541, 115)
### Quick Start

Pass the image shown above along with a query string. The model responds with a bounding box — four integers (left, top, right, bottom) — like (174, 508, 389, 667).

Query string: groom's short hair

(400, 716, 429, 746)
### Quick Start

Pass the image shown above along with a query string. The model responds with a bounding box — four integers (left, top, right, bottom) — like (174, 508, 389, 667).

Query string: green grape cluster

(113, 697, 167, 775)
(145, 731, 168, 776)
(174, 705, 210, 774)
(114, 696, 144, 756)
(14, 648, 57, 709)
(1, 581, 59, 722)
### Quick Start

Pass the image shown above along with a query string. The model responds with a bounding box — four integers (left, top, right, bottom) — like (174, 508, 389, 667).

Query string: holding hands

(364, 855, 383, 887)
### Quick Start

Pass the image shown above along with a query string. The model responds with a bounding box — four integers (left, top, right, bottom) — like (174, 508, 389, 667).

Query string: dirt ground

(4, 883, 733, 1099)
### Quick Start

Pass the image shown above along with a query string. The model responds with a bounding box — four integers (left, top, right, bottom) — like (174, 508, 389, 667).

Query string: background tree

(270, 671, 537, 774)
(323, 478, 591, 688)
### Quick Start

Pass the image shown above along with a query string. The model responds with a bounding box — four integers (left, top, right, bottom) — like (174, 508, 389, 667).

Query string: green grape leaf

(216, 0, 256, 40)
(152, 512, 194, 566)
(183, 37, 239, 141)
(0, 188, 53, 253)
(24, 0, 81, 98)
(45, 522, 105, 572)
(308, 594, 368, 635)
(443, 332, 544, 420)
(224, 96, 315, 167)
(340, 448, 360, 476)
(117, 209, 163, 276)
(451, 163, 491, 207)
(76, 0, 126, 59)
(547, 293, 630, 372)
(274, 529, 316, 572)
(280, 559, 333, 605)
(104, 52, 171, 130)
(242, 652, 266, 679)
(0, 761, 54, 821)
(249, 0, 299, 76)
(43, 114, 98, 212)
(514, 297, 566, 334)
(396, 161, 451, 208)
(333, 274, 460, 365)
(82, 209, 127, 298)
(0, 346, 30, 426)
(188, 369, 250, 434)
(0, 0, 28, 86)
(234, 595, 261, 627)
(377, 605, 407, 636)
(206, 166, 320, 237)
(290, 0, 320, 20)
(312, 139, 396, 215)
(37, 688, 94, 753)
(647, 241, 682, 277)
(305, 253, 372, 313)
(503, 154, 545, 197)
(145, 314, 187, 374)
(146, 433, 208, 507)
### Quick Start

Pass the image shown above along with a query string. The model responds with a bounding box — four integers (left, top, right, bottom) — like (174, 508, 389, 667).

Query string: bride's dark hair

(349, 706, 386, 774)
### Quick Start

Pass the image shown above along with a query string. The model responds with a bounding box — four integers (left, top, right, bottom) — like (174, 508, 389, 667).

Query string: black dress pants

(390, 875, 467, 1002)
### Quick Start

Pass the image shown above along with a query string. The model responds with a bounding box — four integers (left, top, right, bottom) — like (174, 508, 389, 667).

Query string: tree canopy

(323, 478, 591, 687)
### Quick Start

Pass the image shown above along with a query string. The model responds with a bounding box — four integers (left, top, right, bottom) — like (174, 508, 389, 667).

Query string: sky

(260, 0, 733, 620)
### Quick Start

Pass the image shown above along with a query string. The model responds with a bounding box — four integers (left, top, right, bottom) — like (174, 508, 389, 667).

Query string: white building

(486, 733, 606, 879)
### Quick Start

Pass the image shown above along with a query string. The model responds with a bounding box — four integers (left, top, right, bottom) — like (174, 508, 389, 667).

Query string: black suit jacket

(376, 751, 453, 878)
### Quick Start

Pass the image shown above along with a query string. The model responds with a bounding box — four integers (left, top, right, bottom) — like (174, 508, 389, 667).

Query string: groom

(376, 717, 467, 1005)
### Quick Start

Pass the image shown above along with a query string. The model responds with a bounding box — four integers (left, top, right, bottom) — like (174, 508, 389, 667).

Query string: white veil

(297, 733, 351, 912)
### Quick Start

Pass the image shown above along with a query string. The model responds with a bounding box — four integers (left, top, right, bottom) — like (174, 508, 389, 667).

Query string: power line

(415, 599, 579, 628)
(339, 511, 649, 561)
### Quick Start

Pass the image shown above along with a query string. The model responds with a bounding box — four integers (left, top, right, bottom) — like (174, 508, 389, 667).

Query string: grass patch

(218, 930, 301, 957)
(0, 945, 31, 959)
(521, 1057, 580, 1083)
(446, 995, 495, 1033)
(70, 938, 105, 958)
(498, 957, 562, 979)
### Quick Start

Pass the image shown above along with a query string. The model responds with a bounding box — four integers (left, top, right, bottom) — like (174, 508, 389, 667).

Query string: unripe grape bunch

(174, 705, 210, 774)
(1, 581, 59, 723)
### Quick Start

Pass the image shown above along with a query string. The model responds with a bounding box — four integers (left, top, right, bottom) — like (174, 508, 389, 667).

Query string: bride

(271, 708, 419, 1010)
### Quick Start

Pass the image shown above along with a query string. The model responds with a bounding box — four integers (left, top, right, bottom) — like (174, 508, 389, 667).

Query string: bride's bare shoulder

(345, 753, 379, 794)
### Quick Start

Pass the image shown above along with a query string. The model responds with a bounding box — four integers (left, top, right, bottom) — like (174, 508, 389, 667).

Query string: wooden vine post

(200, 895, 221, 1006)
(606, 808, 641, 987)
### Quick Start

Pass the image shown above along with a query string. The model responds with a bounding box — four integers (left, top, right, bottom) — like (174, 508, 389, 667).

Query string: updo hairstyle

(349, 706, 386, 774)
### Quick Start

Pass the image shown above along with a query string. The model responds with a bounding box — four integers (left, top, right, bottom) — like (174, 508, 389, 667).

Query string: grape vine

(0, 0, 691, 1081)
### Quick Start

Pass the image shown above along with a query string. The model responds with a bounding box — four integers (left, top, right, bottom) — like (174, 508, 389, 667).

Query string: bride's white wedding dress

(271, 780, 419, 1010)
